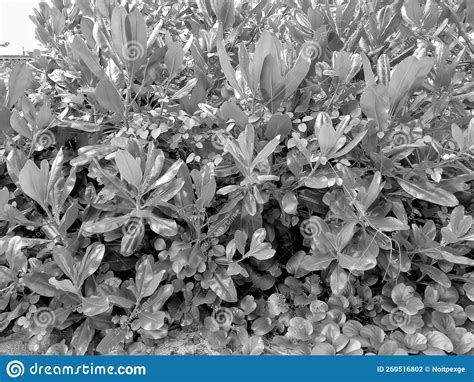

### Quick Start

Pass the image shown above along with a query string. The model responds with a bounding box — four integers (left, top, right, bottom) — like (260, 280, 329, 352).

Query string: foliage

(0, 0, 473, 355)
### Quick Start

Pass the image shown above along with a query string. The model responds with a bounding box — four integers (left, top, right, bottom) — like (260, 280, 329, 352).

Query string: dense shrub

(0, 0, 473, 355)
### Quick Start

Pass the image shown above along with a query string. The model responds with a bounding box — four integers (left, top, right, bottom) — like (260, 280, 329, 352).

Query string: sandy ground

(0, 330, 216, 355)
(152, 330, 218, 355)
(0, 339, 30, 355)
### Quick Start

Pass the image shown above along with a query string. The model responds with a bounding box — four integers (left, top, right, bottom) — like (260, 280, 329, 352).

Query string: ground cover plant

(0, 0, 473, 355)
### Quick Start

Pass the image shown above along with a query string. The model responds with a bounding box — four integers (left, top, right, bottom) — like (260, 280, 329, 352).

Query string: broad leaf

(96, 79, 124, 115)
(208, 266, 237, 302)
(115, 149, 142, 188)
(397, 178, 459, 207)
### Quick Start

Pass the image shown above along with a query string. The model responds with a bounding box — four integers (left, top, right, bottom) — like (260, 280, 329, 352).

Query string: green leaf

(208, 266, 237, 302)
(388, 56, 434, 114)
(142, 211, 177, 237)
(0, 266, 15, 283)
(165, 40, 184, 81)
(216, 24, 244, 98)
(10, 110, 32, 139)
(210, 0, 235, 29)
(82, 215, 129, 234)
(147, 159, 183, 191)
(7, 64, 33, 108)
(416, 264, 451, 288)
(282, 43, 313, 98)
(111, 6, 128, 60)
(144, 284, 174, 311)
(397, 178, 459, 207)
(96, 328, 127, 354)
(80, 296, 110, 316)
(260, 55, 285, 112)
(22, 272, 61, 297)
(138, 310, 166, 331)
(242, 336, 265, 355)
(317, 112, 337, 157)
(19, 160, 49, 210)
(311, 343, 336, 355)
(251, 135, 280, 169)
(111, 7, 147, 77)
(71, 320, 95, 355)
(426, 331, 453, 353)
(361, 52, 375, 87)
(238, 43, 251, 87)
(49, 278, 79, 295)
(96, 79, 124, 115)
(136, 256, 164, 300)
(282, 191, 298, 214)
(249, 31, 275, 95)
(330, 265, 348, 295)
(301, 252, 335, 271)
(72, 36, 107, 80)
(339, 231, 379, 271)
(288, 317, 313, 341)
(220, 101, 248, 128)
(360, 84, 389, 131)
(251, 317, 274, 336)
(265, 114, 292, 140)
(123, 10, 147, 77)
(47, 148, 64, 197)
(115, 149, 142, 188)
(378, 340, 400, 355)
(366, 216, 409, 232)
(51, 247, 75, 280)
(77, 243, 105, 287)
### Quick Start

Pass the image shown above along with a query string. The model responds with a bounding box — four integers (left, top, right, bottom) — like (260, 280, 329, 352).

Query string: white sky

(0, 0, 45, 54)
